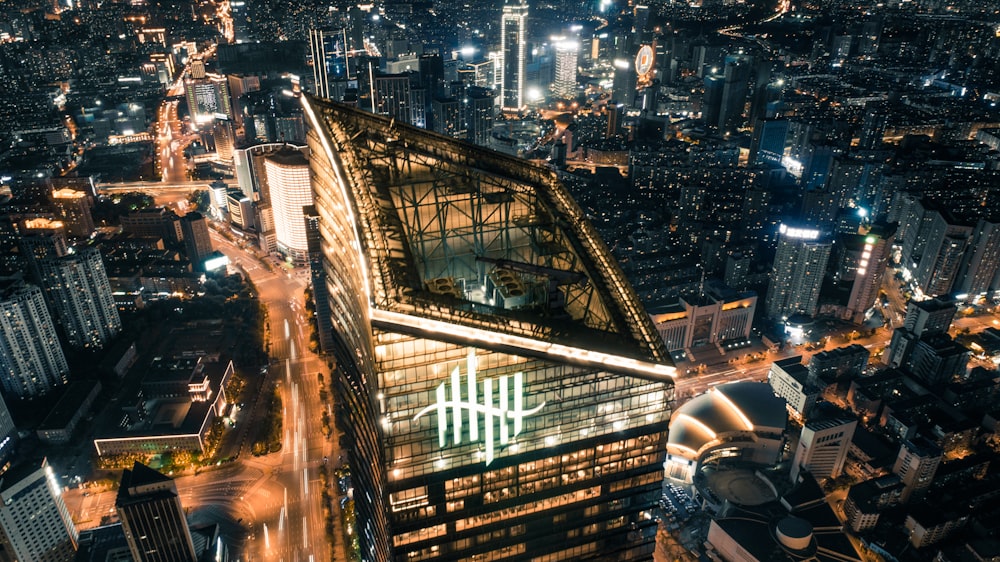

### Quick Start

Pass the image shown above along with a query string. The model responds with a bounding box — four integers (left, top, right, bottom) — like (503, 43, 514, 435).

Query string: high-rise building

(310, 28, 357, 101)
(431, 97, 463, 137)
(954, 218, 1000, 297)
(765, 225, 832, 319)
(845, 225, 894, 324)
(553, 39, 579, 99)
(116, 462, 197, 562)
(465, 87, 495, 146)
(500, 1, 529, 111)
(304, 97, 675, 562)
(180, 212, 213, 270)
(718, 54, 751, 132)
(374, 73, 412, 124)
(892, 437, 942, 503)
(39, 247, 121, 350)
(184, 75, 232, 125)
(858, 102, 888, 149)
(212, 119, 235, 165)
(0, 459, 78, 561)
(748, 118, 788, 167)
(17, 217, 68, 285)
(912, 211, 972, 298)
(264, 148, 313, 263)
(0, 393, 14, 464)
(903, 296, 956, 336)
(50, 188, 96, 239)
(790, 417, 857, 482)
(0, 278, 69, 399)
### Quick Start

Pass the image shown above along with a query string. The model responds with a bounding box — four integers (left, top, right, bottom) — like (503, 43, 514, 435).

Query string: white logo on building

(414, 349, 545, 466)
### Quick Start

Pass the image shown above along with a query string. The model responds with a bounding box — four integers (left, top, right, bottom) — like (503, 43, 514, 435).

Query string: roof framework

(308, 97, 671, 367)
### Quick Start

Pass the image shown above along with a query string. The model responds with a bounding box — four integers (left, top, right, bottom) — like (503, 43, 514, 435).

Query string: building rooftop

(669, 382, 786, 455)
(305, 97, 673, 379)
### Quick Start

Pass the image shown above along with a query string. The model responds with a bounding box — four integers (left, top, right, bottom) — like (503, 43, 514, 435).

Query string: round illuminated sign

(635, 45, 654, 76)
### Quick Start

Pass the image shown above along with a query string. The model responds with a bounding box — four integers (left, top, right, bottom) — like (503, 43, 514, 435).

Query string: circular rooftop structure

(664, 382, 787, 500)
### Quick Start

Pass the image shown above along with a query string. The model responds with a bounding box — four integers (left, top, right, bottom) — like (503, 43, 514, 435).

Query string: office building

(765, 225, 832, 319)
(892, 437, 942, 503)
(212, 120, 235, 165)
(116, 462, 197, 562)
(432, 97, 463, 138)
(500, 1, 529, 111)
(553, 39, 579, 99)
(790, 417, 857, 482)
(807, 344, 869, 387)
(50, 188, 95, 239)
(649, 284, 756, 352)
(304, 98, 675, 562)
(264, 148, 313, 263)
(120, 208, 183, 244)
(180, 212, 213, 270)
(39, 247, 121, 350)
(184, 75, 232, 124)
(906, 332, 969, 387)
(0, 459, 78, 561)
(0, 278, 69, 399)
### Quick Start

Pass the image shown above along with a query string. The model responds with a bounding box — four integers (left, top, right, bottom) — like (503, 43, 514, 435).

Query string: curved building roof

(669, 382, 786, 457)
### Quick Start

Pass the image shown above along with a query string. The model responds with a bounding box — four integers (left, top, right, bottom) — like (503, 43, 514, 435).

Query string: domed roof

(667, 382, 786, 457)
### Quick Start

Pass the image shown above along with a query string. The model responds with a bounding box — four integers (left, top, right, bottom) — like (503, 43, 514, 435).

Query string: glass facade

(304, 97, 674, 562)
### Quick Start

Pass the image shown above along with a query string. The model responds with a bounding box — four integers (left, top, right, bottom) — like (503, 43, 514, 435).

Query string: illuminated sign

(414, 350, 544, 466)
(779, 224, 821, 240)
(635, 45, 654, 76)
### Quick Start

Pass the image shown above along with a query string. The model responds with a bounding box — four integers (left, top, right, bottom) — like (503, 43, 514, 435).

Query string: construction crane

(476, 256, 588, 310)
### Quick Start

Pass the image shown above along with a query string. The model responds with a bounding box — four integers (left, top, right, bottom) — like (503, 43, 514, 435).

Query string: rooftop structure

(665, 382, 786, 491)
(304, 97, 675, 562)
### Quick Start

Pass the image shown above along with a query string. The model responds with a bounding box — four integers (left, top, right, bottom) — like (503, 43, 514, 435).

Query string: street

(63, 229, 336, 561)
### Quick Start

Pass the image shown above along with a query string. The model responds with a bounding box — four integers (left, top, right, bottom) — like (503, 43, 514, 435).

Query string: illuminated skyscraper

(50, 188, 95, 239)
(500, 1, 529, 111)
(264, 148, 313, 263)
(0, 279, 69, 399)
(304, 98, 674, 562)
(184, 75, 232, 124)
(553, 39, 579, 99)
(765, 225, 832, 319)
(39, 247, 121, 350)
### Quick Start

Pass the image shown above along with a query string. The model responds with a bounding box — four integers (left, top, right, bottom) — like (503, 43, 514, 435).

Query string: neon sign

(414, 350, 545, 466)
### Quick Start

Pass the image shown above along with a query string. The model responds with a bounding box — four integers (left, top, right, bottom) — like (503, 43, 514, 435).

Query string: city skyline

(0, 0, 999, 561)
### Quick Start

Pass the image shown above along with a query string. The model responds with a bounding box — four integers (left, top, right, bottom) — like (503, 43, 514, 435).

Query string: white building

(790, 416, 858, 482)
(552, 39, 579, 99)
(0, 459, 78, 561)
(500, 1, 528, 111)
(767, 356, 818, 419)
(264, 148, 313, 263)
(0, 279, 69, 399)
(765, 225, 831, 319)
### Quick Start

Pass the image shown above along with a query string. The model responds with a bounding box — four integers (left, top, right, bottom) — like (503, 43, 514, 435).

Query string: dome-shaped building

(665, 382, 787, 489)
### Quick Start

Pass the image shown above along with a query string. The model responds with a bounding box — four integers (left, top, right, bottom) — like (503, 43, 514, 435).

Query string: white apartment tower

(790, 417, 858, 482)
(0, 279, 69, 399)
(39, 247, 121, 350)
(0, 459, 78, 561)
(765, 225, 832, 319)
(553, 39, 579, 99)
(500, 1, 529, 111)
(264, 148, 313, 263)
